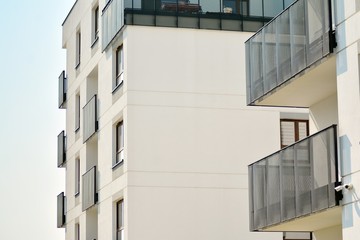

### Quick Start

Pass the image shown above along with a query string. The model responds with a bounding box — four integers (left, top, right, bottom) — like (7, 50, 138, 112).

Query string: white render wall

(335, 1, 360, 239)
(61, 1, 307, 240)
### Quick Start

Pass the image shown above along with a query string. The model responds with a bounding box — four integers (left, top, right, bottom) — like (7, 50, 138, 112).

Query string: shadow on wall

(339, 134, 353, 228)
(335, 0, 347, 75)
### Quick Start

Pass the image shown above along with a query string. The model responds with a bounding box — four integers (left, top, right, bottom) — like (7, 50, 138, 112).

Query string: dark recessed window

(116, 121, 124, 165)
(75, 223, 80, 240)
(75, 94, 80, 132)
(75, 158, 80, 196)
(76, 30, 81, 68)
(116, 200, 124, 240)
(94, 6, 99, 41)
(115, 45, 124, 88)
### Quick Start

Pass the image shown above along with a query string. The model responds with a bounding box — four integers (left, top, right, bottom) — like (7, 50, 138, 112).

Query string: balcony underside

(253, 56, 336, 107)
(261, 206, 341, 232)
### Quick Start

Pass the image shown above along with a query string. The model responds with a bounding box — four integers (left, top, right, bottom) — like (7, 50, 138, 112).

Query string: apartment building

(56, 1, 307, 240)
(247, 0, 360, 240)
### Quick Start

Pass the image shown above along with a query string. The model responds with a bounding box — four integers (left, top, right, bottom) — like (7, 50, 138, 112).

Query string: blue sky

(0, 1, 73, 239)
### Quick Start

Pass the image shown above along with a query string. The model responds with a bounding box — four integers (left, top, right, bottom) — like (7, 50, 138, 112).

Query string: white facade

(58, 1, 306, 240)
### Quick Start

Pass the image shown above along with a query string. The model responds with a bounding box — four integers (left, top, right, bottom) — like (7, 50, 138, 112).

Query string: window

(93, 6, 99, 43)
(75, 94, 80, 131)
(116, 200, 124, 240)
(223, 0, 249, 14)
(75, 158, 80, 196)
(280, 119, 309, 148)
(75, 223, 80, 240)
(115, 121, 124, 165)
(76, 30, 81, 68)
(115, 45, 124, 88)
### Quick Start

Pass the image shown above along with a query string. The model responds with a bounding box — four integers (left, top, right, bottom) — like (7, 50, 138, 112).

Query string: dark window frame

(116, 200, 124, 240)
(115, 45, 124, 88)
(113, 121, 124, 168)
(75, 94, 81, 132)
(76, 30, 81, 68)
(280, 119, 309, 148)
(75, 158, 80, 196)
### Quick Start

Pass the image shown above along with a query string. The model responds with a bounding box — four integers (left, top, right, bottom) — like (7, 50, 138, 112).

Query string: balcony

(102, 0, 295, 50)
(58, 70, 67, 109)
(57, 130, 66, 167)
(248, 125, 342, 232)
(83, 95, 98, 143)
(246, 0, 336, 107)
(82, 166, 98, 211)
(57, 192, 66, 228)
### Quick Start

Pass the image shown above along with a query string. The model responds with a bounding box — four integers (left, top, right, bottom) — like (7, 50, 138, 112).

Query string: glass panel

(281, 146, 296, 221)
(267, 154, 281, 225)
(249, 0, 263, 16)
(83, 95, 97, 143)
(102, 0, 126, 50)
(295, 139, 311, 217)
(284, 0, 295, 8)
(58, 131, 65, 167)
(82, 167, 97, 211)
(276, 9, 292, 84)
(312, 130, 330, 211)
(253, 161, 267, 229)
(264, 0, 283, 17)
(306, 0, 324, 65)
(290, 0, 307, 75)
(200, 0, 220, 13)
(263, 20, 277, 93)
(250, 31, 264, 101)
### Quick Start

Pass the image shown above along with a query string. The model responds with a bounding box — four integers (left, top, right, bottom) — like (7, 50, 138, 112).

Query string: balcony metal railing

(57, 130, 66, 167)
(102, 0, 295, 50)
(58, 70, 67, 109)
(82, 166, 98, 211)
(57, 192, 66, 228)
(248, 125, 341, 231)
(83, 95, 98, 143)
(245, 0, 336, 105)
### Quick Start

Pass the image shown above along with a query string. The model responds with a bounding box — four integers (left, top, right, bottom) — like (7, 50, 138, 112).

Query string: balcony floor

(261, 206, 341, 232)
(253, 56, 337, 108)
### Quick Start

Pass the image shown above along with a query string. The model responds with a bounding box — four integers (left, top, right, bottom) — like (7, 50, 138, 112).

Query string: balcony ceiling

(254, 56, 337, 108)
(261, 206, 341, 232)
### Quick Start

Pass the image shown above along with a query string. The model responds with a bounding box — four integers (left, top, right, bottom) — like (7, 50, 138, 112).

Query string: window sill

(75, 192, 80, 197)
(112, 159, 124, 170)
(112, 81, 123, 94)
(91, 36, 99, 48)
(75, 62, 80, 70)
(75, 126, 80, 133)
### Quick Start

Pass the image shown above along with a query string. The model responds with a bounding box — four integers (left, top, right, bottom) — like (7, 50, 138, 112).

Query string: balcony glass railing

(57, 192, 66, 228)
(248, 125, 341, 231)
(58, 70, 67, 109)
(102, 0, 295, 50)
(57, 130, 66, 167)
(82, 166, 98, 211)
(245, 0, 335, 105)
(83, 95, 98, 143)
